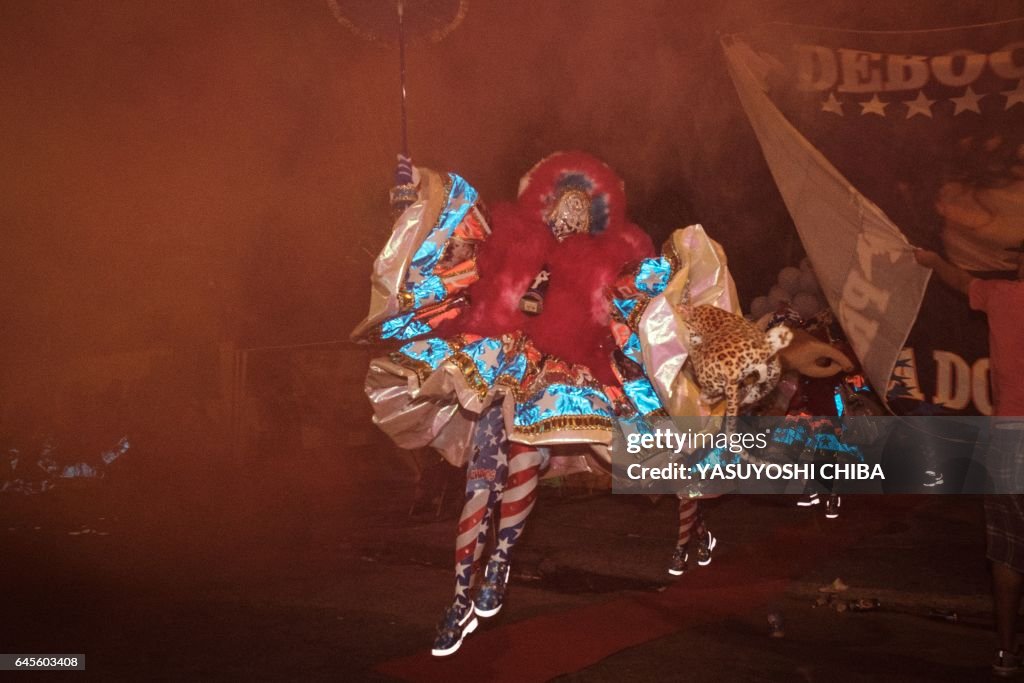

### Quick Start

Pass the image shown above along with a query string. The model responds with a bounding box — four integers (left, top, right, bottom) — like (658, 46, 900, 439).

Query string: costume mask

(546, 188, 591, 241)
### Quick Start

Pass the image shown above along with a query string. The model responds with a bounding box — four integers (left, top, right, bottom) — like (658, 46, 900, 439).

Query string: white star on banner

(903, 90, 935, 119)
(821, 92, 843, 116)
(1002, 80, 1024, 110)
(951, 86, 983, 115)
(860, 94, 887, 117)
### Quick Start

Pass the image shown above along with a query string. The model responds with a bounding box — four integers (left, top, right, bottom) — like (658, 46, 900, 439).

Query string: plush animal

(680, 304, 793, 418)
(776, 328, 854, 378)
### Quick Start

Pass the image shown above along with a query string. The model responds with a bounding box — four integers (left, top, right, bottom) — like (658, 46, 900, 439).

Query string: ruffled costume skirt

(353, 166, 741, 474)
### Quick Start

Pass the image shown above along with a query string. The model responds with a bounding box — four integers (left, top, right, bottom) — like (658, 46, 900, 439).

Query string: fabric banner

(724, 19, 1024, 416)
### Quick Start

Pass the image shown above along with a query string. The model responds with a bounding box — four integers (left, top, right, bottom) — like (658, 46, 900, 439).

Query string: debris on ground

(813, 592, 881, 613)
(927, 608, 959, 623)
(818, 577, 849, 593)
(1, 436, 130, 495)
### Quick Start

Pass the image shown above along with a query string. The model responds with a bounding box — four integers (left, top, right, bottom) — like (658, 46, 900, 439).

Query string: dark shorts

(984, 424, 1024, 571)
(985, 494, 1024, 573)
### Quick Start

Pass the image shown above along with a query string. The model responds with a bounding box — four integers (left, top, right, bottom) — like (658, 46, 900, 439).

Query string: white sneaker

(825, 495, 841, 519)
(797, 493, 819, 507)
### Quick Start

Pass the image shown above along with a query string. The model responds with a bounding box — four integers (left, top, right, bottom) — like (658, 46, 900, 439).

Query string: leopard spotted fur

(681, 304, 793, 419)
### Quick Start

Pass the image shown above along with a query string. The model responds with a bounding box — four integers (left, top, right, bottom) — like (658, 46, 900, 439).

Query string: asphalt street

(0, 443, 1003, 681)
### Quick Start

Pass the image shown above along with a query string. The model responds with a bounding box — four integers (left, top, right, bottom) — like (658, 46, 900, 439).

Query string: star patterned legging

(676, 496, 712, 549)
(452, 402, 542, 609)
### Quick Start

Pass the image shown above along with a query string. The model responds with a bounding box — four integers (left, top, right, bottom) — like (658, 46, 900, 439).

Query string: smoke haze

(2, 0, 1021, 355)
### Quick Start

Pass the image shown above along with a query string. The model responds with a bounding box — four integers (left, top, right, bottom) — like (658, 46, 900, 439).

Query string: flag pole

(390, 0, 417, 210)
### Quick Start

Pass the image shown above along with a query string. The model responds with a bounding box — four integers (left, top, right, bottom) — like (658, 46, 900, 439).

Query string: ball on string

(798, 269, 820, 294)
(768, 285, 791, 307)
(778, 266, 802, 295)
(792, 292, 824, 319)
(750, 296, 772, 319)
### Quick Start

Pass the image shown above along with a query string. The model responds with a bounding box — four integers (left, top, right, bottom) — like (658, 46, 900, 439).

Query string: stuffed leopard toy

(680, 304, 793, 420)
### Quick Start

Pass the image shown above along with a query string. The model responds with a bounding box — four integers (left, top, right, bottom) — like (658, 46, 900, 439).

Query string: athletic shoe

(431, 602, 478, 657)
(695, 530, 717, 567)
(825, 494, 841, 519)
(797, 493, 820, 507)
(667, 545, 689, 576)
(993, 648, 1022, 677)
(473, 559, 510, 618)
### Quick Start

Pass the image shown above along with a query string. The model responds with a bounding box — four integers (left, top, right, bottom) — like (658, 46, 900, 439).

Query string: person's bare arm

(913, 249, 975, 295)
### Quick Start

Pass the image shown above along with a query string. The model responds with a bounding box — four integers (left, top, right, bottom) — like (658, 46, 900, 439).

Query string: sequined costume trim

(512, 414, 615, 436)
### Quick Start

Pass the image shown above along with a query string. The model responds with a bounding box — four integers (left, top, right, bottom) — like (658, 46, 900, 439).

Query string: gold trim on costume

(397, 290, 415, 313)
(388, 351, 433, 383)
(626, 297, 650, 333)
(439, 262, 477, 279)
(513, 414, 615, 436)
(448, 351, 489, 398)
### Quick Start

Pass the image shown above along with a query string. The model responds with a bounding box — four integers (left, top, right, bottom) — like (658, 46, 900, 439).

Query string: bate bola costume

(353, 151, 753, 656)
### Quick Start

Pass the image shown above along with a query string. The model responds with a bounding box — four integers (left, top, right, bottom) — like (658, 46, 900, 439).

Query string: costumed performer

(352, 151, 655, 656)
